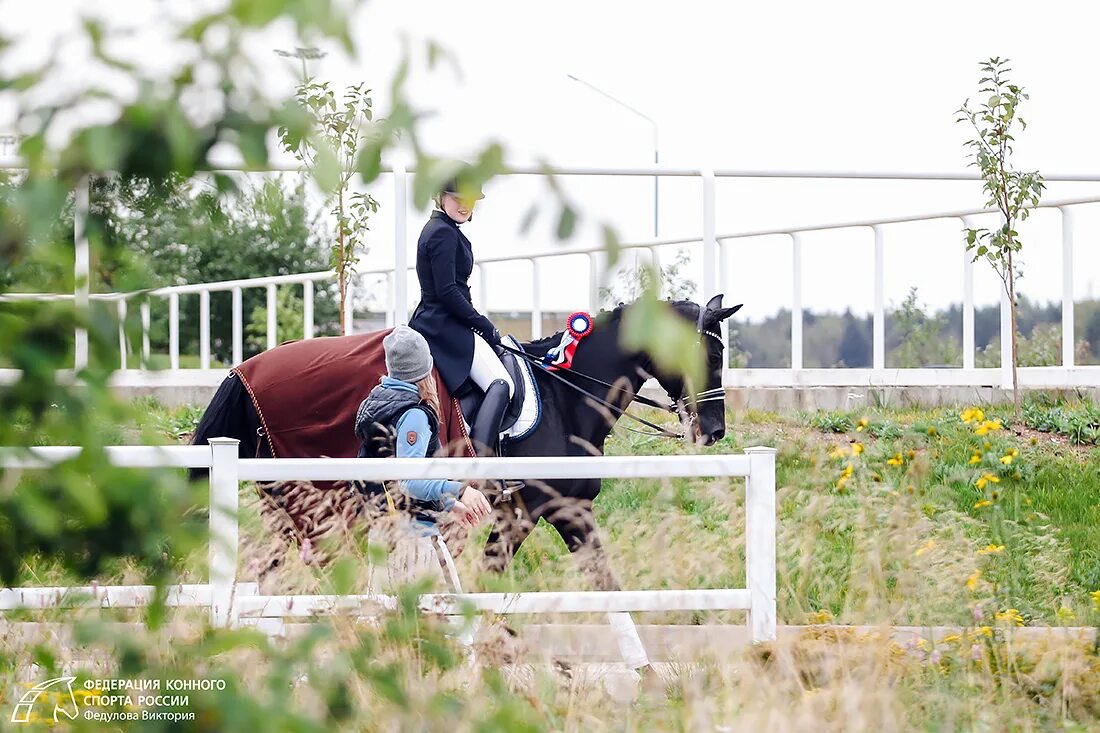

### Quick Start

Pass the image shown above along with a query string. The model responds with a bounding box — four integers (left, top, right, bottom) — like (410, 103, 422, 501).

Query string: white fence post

(394, 165, 409, 326)
(74, 177, 90, 372)
(140, 300, 150, 369)
(199, 290, 210, 369)
(231, 287, 243, 364)
(745, 446, 777, 643)
(530, 259, 542, 339)
(117, 299, 128, 370)
(343, 278, 354, 336)
(208, 437, 240, 628)
(266, 284, 277, 350)
(1060, 207, 1075, 367)
(303, 280, 314, 339)
(701, 169, 717, 299)
(872, 226, 885, 370)
(169, 292, 180, 370)
(791, 233, 803, 370)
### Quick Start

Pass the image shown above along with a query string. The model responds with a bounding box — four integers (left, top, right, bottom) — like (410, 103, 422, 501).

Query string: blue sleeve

(394, 408, 463, 508)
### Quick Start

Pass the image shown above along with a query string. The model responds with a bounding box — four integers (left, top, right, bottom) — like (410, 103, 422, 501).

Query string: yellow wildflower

(1000, 455, 1014, 465)
(975, 473, 1000, 490)
(994, 608, 1025, 626)
(836, 475, 849, 491)
(966, 570, 982, 590)
(969, 452, 981, 465)
(906, 449, 917, 461)
(975, 420, 1003, 436)
(857, 417, 869, 432)
(974, 499, 993, 509)
(942, 633, 962, 644)
(887, 453, 904, 466)
(977, 544, 1005, 555)
(808, 609, 833, 624)
(1056, 606, 1076, 623)
(843, 463, 854, 477)
(1090, 590, 1100, 611)
(829, 445, 849, 460)
(977, 625, 993, 637)
(915, 539, 935, 557)
(961, 407, 985, 424)
(927, 426, 938, 436)
(851, 442, 864, 455)
(983, 441, 992, 450)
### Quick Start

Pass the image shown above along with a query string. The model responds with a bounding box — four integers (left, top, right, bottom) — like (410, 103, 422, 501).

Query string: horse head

(649, 294, 741, 446)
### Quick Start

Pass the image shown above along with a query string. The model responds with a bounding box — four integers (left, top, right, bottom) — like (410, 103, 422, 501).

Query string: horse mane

(520, 299, 700, 354)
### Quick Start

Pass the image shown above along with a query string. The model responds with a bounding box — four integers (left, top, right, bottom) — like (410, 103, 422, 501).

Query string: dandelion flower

(843, 463, 854, 478)
(1000, 454, 1014, 465)
(887, 453, 904, 466)
(836, 475, 849, 491)
(978, 625, 993, 638)
(969, 453, 982, 465)
(1056, 606, 1076, 623)
(994, 608, 1025, 626)
(966, 570, 982, 590)
(1090, 590, 1100, 611)
(829, 445, 849, 460)
(961, 408, 985, 424)
(974, 499, 993, 509)
(857, 417, 869, 432)
(975, 420, 1003, 436)
(851, 442, 864, 455)
(927, 426, 938, 436)
(975, 473, 1000, 490)
(977, 544, 1005, 555)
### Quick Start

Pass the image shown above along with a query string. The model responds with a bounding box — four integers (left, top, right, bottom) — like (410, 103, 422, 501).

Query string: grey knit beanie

(383, 326, 434, 383)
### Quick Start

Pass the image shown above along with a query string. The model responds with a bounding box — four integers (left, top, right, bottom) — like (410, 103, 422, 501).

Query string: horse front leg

(541, 484, 621, 592)
(482, 491, 537, 575)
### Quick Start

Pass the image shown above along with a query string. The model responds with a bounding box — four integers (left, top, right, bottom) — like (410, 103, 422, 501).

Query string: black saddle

(455, 347, 527, 435)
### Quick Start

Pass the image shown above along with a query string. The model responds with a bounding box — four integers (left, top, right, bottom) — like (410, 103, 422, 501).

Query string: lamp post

(567, 74, 659, 239)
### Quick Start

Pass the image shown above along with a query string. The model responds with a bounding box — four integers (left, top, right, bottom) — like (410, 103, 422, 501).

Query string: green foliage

(957, 58, 1045, 412)
(1022, 396, 1100, 446)
(279, 78, 380, 331)
(810, 412, 855, 434)
(892, 288, 961, 367)
(599, 247, 697, 304)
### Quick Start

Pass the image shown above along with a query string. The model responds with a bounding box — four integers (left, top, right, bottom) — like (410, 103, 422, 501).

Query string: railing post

(961, 216, 977, 370)
(343, 278, 354, 336)
(117, 299, 128, 370)
(791, 233, 803, 370)
(717, 240, 730, 350)
(394, 165, 409, 325)
(1060, 207, 1075, 367)
(476, 264, 488, 314)
(872, 226, 885, 370)
(701, 169, 717, 299)
(384, 272, 395, 329)
(745, 446, 777, 643)
(231, 286, 243, 364)
(140, 300, 150, 369)
(302, 280, 314, 339)
(588, 252, 602, 311)
(1000, 283, 1013, 389)
(199, 290, 210, 369)
(530, 259, 542, 339)
(266, 284, 277, 350)
(169, 292, 180, 370)
(74, 177, 90, 372)
(208, 437, 240, 628)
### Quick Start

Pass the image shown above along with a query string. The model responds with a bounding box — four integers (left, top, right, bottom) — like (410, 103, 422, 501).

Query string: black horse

(192, 295, 740, 590)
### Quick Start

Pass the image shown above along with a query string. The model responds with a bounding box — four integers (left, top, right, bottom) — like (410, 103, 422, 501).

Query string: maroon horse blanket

(234, 330, 475, 460)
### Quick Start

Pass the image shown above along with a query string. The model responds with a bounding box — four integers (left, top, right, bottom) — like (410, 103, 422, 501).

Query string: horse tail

(189, 371, 267, 480)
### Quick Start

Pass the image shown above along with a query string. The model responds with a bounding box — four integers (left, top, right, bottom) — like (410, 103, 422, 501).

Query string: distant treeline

(730, 290, 1100, 368)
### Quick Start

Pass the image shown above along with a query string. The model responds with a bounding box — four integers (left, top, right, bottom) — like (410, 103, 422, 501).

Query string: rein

(497, 329, 726, 442)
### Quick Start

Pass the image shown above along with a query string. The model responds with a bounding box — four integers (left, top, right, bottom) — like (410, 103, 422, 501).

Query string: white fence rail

(3, 162, 1100, 389)
(0, 442, 778, 643)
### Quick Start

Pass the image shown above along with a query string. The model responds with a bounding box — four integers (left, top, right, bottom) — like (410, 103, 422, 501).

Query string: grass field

(6, 395, 1100, 731)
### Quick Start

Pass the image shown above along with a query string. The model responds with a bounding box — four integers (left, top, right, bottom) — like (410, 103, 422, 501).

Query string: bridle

(496, 326, 725, 442)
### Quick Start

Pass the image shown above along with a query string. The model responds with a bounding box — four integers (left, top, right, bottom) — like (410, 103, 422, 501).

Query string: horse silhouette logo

(10, 676, 79, 724)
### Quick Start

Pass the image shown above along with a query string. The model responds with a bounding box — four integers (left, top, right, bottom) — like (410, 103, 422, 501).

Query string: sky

(2, 0, 1099, 323)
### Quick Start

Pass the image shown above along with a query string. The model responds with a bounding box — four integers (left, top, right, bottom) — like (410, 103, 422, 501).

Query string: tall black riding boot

(470, 379, 510, 457)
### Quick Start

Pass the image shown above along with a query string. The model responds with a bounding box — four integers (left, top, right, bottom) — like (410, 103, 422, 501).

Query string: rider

(354, 326, 492, 591)
(408, 173, 516, 457)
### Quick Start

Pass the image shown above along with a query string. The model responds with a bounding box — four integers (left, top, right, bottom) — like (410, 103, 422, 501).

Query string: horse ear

(704, 294, 724, 312)
(714, 303, 743, 321)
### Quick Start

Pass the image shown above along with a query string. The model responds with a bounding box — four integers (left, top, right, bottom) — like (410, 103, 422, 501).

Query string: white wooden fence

(0, 441, 778, 643)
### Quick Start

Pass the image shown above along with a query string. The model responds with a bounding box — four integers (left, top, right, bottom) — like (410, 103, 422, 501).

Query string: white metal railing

(0, 441, 779, 643)
(2, 162, 1100, 389)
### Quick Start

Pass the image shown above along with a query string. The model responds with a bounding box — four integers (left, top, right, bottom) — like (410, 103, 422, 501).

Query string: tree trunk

(337, 190, 346, 333)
